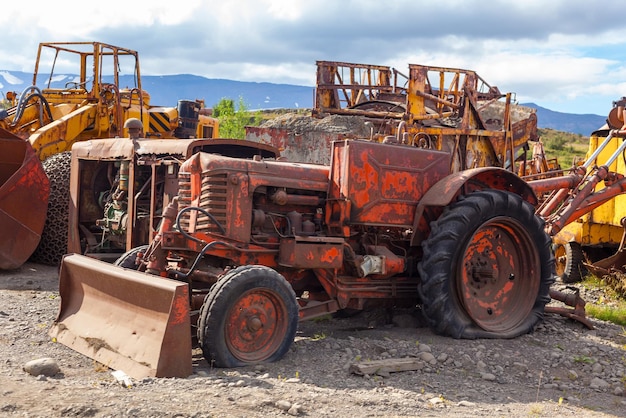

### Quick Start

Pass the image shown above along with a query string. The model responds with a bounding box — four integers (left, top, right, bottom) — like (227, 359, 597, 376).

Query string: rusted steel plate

(0, 138, 49, 269)
(329, 140, 450, 228)
(246, 126, 348, 165)
(278, 237, 344, 269)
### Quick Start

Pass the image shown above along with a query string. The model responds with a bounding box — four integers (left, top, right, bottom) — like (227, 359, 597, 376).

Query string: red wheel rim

(224, 288, 288, 363)
(457, 216, 541, 333)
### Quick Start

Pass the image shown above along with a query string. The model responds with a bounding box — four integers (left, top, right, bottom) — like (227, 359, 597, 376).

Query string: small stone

(23, 358, 60, 377)
(589, 377, 610, 389)
(417, 344, 431, 353)
(481, 373, 497, 381)
(420, 352, 436, 364)
(287, 403, 303, 416)
(276, 400, 292, 411)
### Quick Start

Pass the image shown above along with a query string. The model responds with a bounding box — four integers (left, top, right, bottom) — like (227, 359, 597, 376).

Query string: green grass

(585, 304, 626, 326)
(579, 275, 626, 326)
(538, 128, 589, 168)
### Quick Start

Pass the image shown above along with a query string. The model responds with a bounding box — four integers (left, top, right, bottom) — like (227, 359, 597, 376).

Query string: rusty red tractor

(51, 137, 557, 378)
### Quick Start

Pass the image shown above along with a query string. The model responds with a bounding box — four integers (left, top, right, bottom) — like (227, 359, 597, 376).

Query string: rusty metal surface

(70, 137, 279, 160)
(0, 138, 49, 269)
(278, 237, 344, 269)
(66, 137, 280, 255)
(311, 61, 538, 173)
(547, 288, 594, 330)
(245, 126, 344, 165)
(533, 129, 626, 236)
(327, 140, 450, 229)
(49, 254, 192, 379)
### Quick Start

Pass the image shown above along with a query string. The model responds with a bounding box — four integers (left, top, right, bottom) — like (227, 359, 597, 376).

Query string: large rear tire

(417, 190, 554, 339)
(197, 265, 299, 367)
(29, 152, 72, 266)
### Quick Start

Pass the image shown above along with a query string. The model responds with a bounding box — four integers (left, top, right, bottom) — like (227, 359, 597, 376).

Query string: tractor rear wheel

(418, 190, 554, 339)
(554, 242, 587, 283)
(30, 152, 72, 266)
(197, 265, 299, 367)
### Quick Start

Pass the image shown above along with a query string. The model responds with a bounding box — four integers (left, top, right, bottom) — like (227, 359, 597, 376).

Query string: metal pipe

(582, 131, 615, 169)
(601, 133, 626, 168)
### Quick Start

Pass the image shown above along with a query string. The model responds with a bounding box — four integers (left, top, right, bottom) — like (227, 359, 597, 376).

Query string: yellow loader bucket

(49, 254, 192, 379)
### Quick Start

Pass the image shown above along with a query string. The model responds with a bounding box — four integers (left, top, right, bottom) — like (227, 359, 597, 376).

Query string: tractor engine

(96, 161, 130, 238)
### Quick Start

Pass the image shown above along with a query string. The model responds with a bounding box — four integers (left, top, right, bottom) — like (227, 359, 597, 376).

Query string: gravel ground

(1, 262, 625, 418)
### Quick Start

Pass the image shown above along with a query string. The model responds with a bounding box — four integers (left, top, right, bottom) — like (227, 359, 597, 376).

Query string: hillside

(0, 70, 606, 135)
(522, 102, 607, 136)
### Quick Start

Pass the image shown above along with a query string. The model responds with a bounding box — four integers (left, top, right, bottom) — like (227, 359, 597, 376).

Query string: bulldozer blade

(587, 218, 626, 276)
(0, 136, 49, 270)
(49, 254, 192, 379)
(586, 250, 626, 276)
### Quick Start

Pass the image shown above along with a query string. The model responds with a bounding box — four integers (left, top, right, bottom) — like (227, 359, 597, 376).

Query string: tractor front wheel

(418, 190, 554, 339)
(113, 245, 149, 270)
(197, 265, 299, 367)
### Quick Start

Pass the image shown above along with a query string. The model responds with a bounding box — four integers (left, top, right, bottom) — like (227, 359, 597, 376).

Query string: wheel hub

(458, 218, 540, 333)
(225, 289, 287, 362)
(247, 316, 263, 332)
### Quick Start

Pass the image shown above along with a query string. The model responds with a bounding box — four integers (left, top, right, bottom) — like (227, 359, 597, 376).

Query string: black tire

(197, 265, 299, 367)
(29, 152, 72, 265)
(113, 245, 149, 269)
(417, 190, 554, 339)
(554, 242, 587, 283)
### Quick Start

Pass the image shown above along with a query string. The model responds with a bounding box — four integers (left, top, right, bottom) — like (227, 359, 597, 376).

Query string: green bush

(213, 97, 261, 139)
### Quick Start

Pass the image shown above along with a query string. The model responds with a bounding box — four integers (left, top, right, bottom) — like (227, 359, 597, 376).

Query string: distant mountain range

(521, 103, 607, 136)
(0, 70, 606, 136)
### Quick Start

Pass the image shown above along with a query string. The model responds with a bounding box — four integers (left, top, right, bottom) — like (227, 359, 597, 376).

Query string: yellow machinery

(553, 101, 626, 282)
(0, 42, 219, 269)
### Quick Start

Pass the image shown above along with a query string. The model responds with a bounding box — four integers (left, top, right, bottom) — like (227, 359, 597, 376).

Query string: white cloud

(0, 0, 625, 114)
(0, 71, 24, 85)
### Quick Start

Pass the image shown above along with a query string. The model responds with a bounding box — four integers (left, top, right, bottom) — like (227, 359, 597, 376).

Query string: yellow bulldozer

(0, 41, 219, 269)
(552, 98, 626, 282)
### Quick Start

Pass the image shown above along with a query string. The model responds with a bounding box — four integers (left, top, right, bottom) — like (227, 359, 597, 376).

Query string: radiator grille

(177, 172, 228, 233)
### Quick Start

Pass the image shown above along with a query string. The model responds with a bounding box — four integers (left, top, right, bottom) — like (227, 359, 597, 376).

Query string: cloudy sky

(1, 0, 625, 116)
